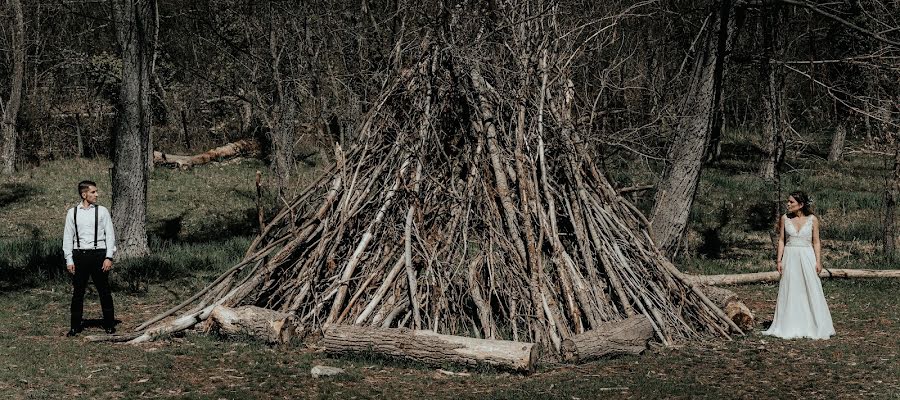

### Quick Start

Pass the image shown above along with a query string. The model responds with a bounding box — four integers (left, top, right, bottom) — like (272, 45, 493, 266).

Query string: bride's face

(786, 196, 803, 213)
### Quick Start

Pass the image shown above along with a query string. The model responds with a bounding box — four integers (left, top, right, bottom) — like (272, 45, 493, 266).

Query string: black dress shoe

(66, 328, 80, 337)
(104, 326, 116, 334)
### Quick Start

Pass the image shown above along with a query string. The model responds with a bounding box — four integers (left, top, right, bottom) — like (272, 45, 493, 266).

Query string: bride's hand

(816, 262, 822, 274)
(777, 261, 783, 274)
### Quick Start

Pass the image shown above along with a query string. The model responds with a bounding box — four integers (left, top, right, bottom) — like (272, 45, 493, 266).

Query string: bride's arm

(812, 215, 823, 273)
(776, 215, 785, 274)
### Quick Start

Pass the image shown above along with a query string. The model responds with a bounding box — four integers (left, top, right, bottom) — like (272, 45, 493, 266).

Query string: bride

(762, 191, 835, 340)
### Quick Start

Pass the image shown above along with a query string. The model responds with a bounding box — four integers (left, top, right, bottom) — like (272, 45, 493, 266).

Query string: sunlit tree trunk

(111, 0, 155, 258)
(650, 0, 736, 258)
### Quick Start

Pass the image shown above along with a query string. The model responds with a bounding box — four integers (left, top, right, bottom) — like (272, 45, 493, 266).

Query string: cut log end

(702, 286, 755, 332)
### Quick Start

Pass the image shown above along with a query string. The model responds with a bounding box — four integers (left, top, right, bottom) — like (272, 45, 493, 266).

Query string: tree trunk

(205, 305, 298, 344)
(322, 324, 540, 372)
(270, 102, 296, 190)
(828, 123, 846, 162)
(758, 7, 786, 253)
(885, 131, 899, 261)
(561, 315, 654, 362)
(759, 7, 785, 181)
(0, 0, 25, 175)
(112, 0, 155, 258)
(650, 0, 735, 258)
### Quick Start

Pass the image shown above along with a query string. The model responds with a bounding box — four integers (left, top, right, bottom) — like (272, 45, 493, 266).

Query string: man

(62, 180, 117, 336)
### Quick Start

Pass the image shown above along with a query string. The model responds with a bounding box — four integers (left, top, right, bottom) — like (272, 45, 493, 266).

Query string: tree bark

(650, 0, 736, 258)
(322, 324, 540, 372)
(0, 0, 25, 175)
(112, 0, 155, 258)
(828, 123, 846, 162)
(205, 305, 298, 344)
(561, 315, 654, 362)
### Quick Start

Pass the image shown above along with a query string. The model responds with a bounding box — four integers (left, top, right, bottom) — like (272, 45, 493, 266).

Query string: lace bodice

(784, 214, 814, 247)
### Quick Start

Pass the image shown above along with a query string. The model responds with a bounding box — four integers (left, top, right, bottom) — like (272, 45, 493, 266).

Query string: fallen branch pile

(130, 8, 744, 361)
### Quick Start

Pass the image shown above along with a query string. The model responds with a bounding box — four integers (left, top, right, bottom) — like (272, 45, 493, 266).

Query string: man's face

(82, 186, 99, 204)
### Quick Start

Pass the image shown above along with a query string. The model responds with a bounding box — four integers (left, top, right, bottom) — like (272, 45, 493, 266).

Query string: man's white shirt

(62, 203, 117, 265)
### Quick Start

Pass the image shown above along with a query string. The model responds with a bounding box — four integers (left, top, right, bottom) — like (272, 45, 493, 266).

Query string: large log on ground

(205, 305, 296, 344)
(690, 269, 900, 286)
(153, 138, 260, 169)
(701, 286, 754, 331)
(322, 324, 539, 372)
(561, 315, 654, 362)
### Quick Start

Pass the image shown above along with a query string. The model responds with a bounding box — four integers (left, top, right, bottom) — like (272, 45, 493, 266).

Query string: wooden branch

(84, 332, 143, 342)
(616, 184, 654, 194)
(322, 324, 540, 372)
(153, 138, 260, 169)
(690, 269, 900, 285)
(561, 315, 654, 362)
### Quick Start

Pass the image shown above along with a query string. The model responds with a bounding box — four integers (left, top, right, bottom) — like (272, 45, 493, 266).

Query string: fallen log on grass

(701, 286, 754, 331)
(561, 315, 654, 362)
(204, 305, 298, 344)
(689, 268, 900, 286)
(322, 324, 540, 372)
(153, 138, 260, 169)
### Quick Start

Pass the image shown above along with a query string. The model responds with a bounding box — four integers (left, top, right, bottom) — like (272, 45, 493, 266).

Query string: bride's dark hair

(789, 190, 814, 216)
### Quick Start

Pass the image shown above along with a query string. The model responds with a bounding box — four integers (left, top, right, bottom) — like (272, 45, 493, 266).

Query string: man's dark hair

(78, 180, 97, 197)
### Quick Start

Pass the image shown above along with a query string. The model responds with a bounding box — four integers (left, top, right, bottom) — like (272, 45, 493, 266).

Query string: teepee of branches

(132, 5, 741, 355)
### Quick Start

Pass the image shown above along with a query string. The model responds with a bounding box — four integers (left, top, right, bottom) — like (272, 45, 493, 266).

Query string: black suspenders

(72, 205, 100, 249)
(94, 205, 99, 247)
(73, 207, 80, 248)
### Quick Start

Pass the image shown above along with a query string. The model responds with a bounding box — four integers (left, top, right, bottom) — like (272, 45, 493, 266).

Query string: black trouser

(71, 249, 114, 329)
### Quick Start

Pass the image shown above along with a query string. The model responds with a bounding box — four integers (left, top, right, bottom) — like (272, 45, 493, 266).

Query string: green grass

(0, 279, 897, 399)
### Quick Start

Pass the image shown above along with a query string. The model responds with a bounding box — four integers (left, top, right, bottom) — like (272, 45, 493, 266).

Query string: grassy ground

(1, 133, 899, 399)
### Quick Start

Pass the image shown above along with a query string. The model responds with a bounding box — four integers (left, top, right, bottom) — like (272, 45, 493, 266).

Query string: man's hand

(67, 264, 75, 274)
(102, 258, 113, 272)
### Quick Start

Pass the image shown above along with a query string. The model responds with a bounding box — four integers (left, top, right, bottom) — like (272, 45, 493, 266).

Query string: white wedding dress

(762, 215, 835, 340)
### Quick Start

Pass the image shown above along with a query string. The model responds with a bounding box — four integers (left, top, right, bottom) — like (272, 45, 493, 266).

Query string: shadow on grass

(0, 230, 66, 291)
(148, 207, 264, 244)
(0, 231, 250, 294)
(0, 182, 41, 208)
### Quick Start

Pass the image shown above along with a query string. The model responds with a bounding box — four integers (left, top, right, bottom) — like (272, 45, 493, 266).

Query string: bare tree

(111, 0, 155, 258)
(758, 6, 786, 252)
(650, 0, 737, 258)
(0, 0, 24, 175)
(885, 112, 899, 262)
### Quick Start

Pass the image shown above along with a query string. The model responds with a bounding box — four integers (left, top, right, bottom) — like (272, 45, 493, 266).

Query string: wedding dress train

(762, 215, 835, 340)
